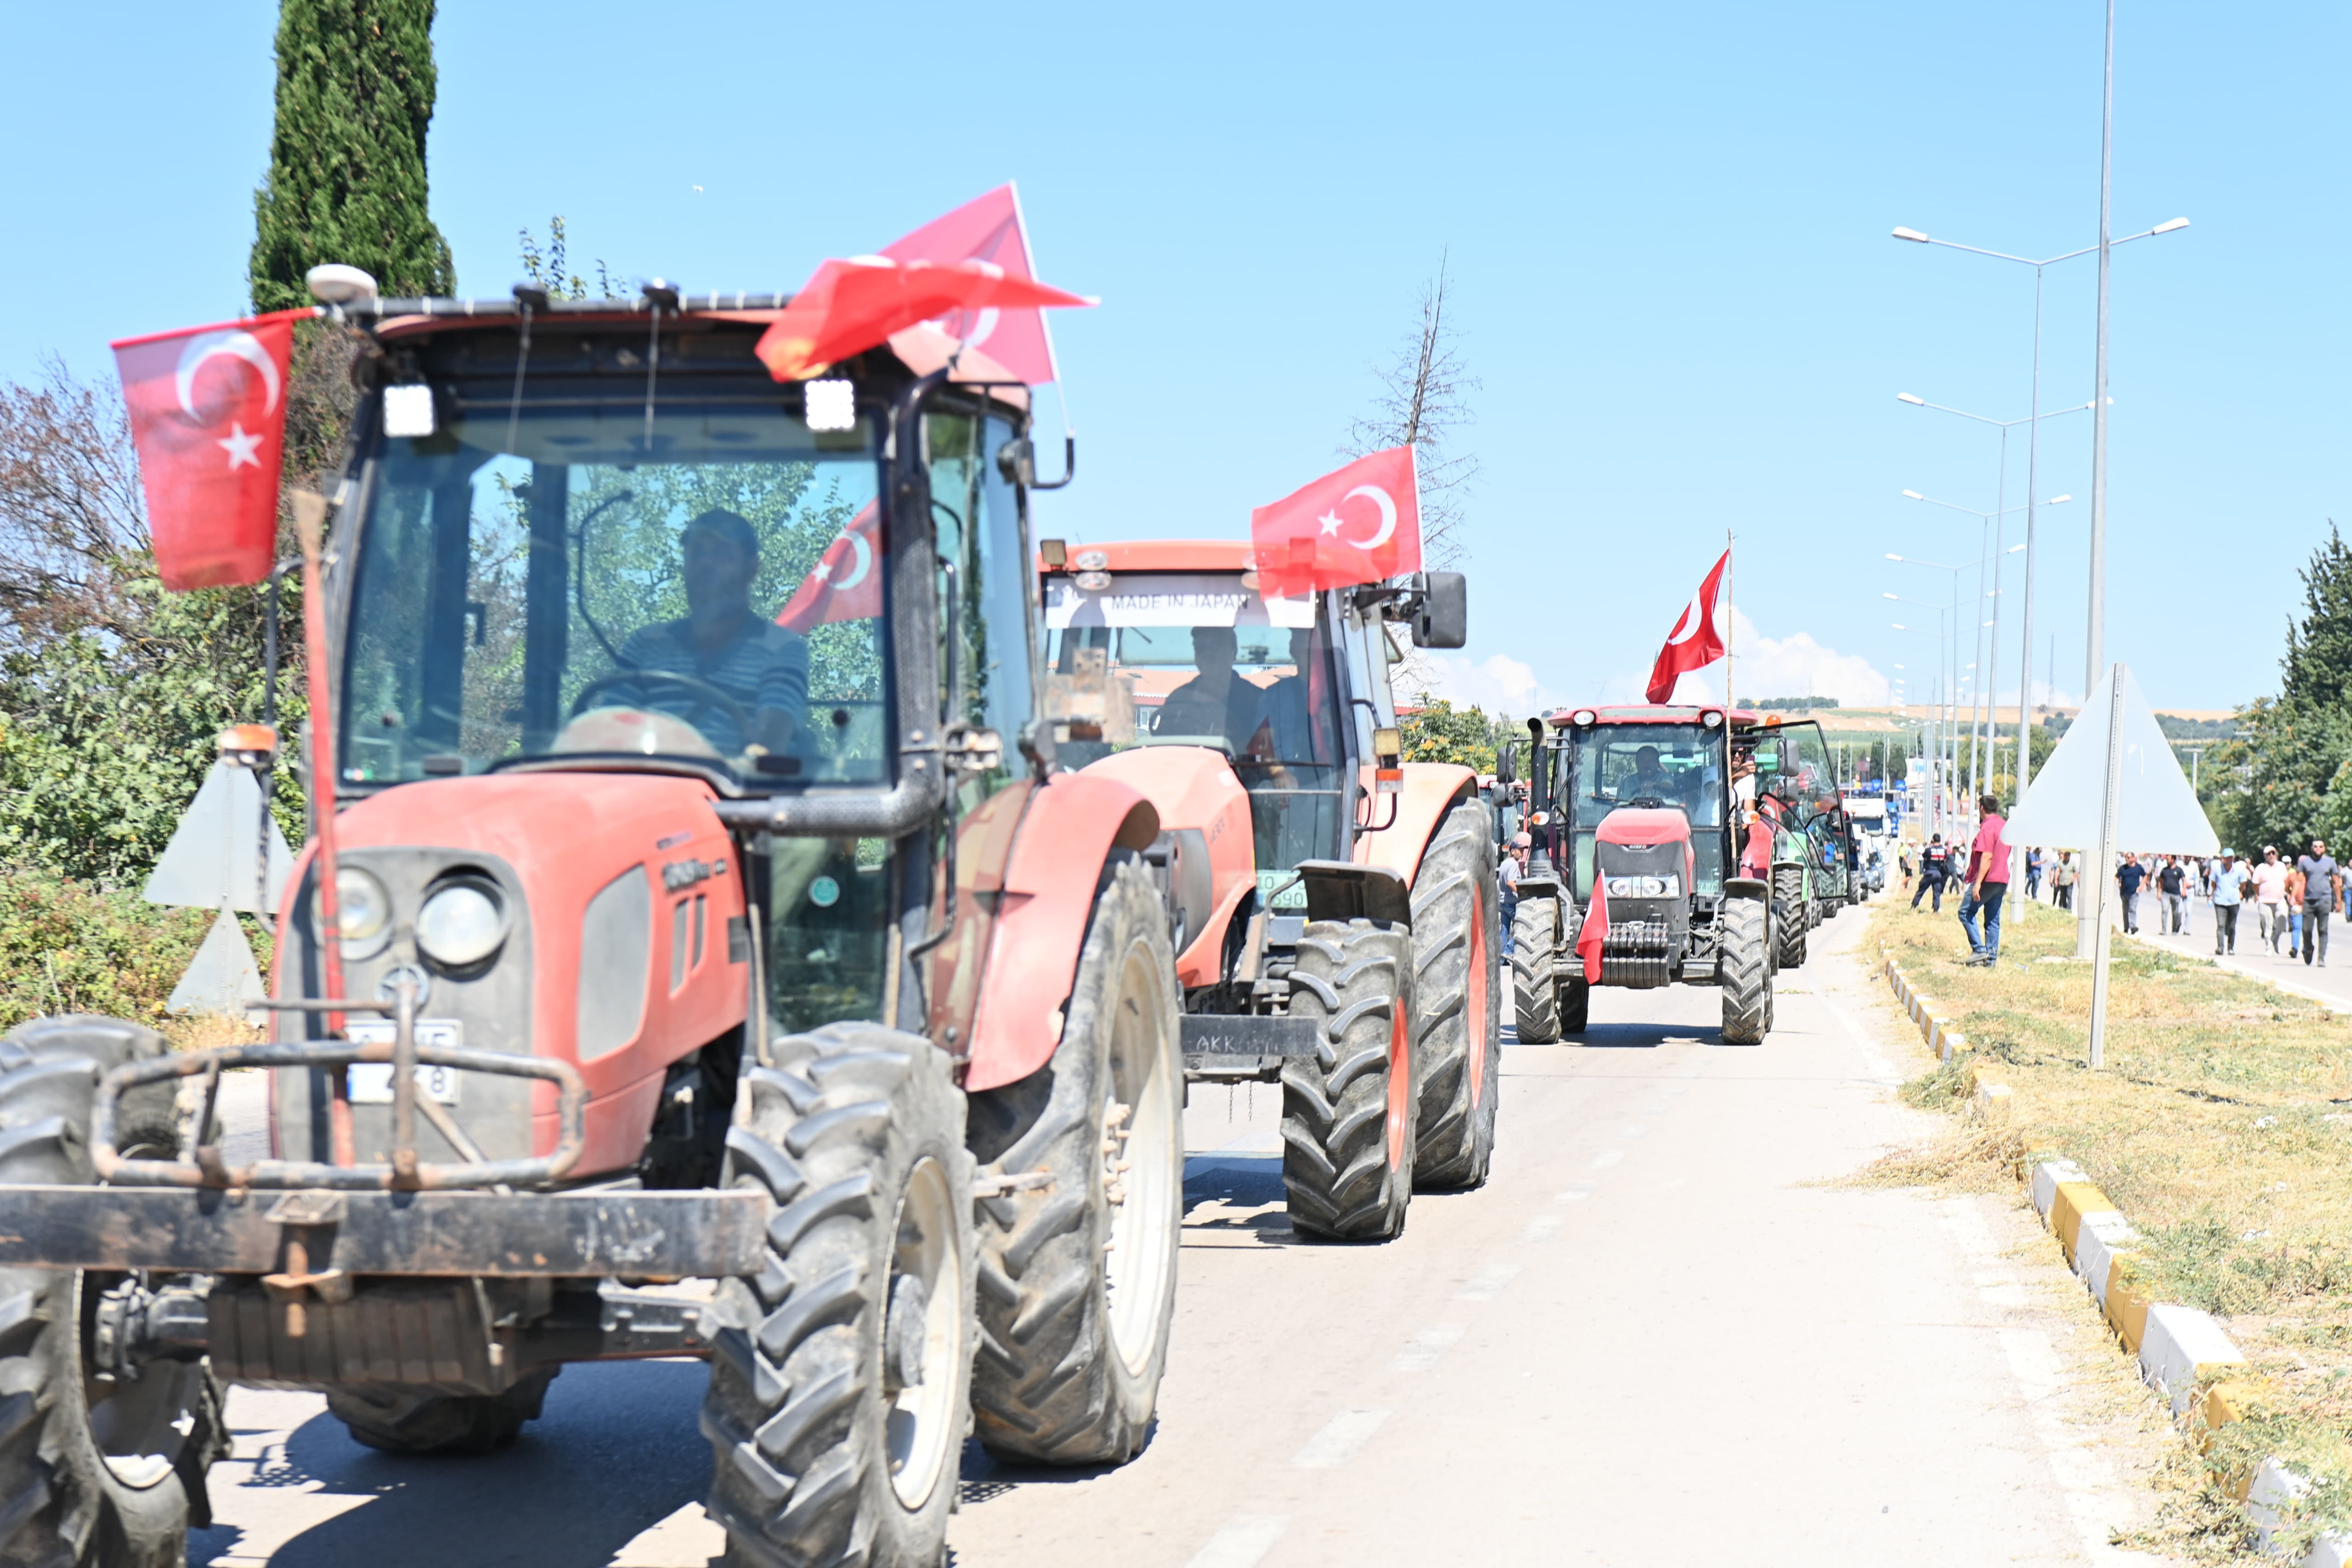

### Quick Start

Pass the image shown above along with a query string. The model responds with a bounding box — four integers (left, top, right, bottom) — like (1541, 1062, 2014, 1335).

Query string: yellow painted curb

(2105, 1257, 2153, 1353)
(2050, 1182, 2118, 1264)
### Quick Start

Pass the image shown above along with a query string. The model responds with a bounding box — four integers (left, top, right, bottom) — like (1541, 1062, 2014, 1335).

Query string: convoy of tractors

(0, 260, 1869, 1568)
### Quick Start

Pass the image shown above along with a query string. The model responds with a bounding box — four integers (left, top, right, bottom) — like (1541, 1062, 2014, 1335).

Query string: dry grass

(1871, 895, 2352, 1557)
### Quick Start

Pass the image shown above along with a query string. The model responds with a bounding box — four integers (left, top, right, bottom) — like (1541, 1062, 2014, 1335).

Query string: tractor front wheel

(1719, 899, 1772, 1045)
(1281, 919, 1416, 1240)
(1771, 867, 1808, 970)
(1412, 795, 1503, 1190)
(701, 1025, 972, 1568)
(1510, 897, 1560, 1044)
(966, 858, 1182, 1466)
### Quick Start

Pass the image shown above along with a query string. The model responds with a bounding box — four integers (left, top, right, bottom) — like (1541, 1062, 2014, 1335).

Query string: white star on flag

(1317, 510, 1344, 536)
(216, 422, 263, 470)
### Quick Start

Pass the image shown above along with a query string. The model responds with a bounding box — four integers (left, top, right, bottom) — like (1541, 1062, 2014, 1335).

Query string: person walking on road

(2211, 851, 2248, 955)
(1898, 843, 1914, 893)
(2299, 838, 2338, 967)
(2116, 853, 2147, 934)
(1499, 833, 1527, 959)
(2052, 850, 2077, 911)
(2255, 847, 2289, 952)
(1958, 794, 2010, 966)
(1912, 835, 1950, 912)
(2157, 856, 2189, 935)
(2025, 847, 2044, 902)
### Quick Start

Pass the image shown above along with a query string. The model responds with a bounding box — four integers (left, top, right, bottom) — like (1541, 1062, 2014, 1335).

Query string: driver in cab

(607, 508, 808, 757)
(1618, 745, 1681, 805)
(1152, 626, 1263, 751)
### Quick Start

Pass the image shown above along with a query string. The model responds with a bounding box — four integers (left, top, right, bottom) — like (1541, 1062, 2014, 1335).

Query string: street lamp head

(1892, 623, 1906, 630)
(2152, 216, 2191, 235)
(1885, 552, 1903, 561)
(1882, 592, 1900, 600)
(1891, 227, 1931, 243)
(1901, 489, 1925, 501)
(2048, 493, 2073, 504)
(2007, 543, 2025, 553)
(1896, 393, 1925, 406)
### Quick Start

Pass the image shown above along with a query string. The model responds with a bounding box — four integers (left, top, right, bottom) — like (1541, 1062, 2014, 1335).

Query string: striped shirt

(609, 614, 809, 754)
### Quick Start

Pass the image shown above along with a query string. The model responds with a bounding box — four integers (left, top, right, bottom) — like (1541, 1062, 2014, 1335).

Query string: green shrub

(0, 872, 224, 1031)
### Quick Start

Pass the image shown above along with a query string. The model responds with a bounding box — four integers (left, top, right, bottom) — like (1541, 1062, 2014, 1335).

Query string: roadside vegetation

(1868, 895, 2352, 1558)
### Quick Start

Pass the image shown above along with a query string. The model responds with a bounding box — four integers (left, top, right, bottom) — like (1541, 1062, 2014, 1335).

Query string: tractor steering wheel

(568, 670, 752, 741)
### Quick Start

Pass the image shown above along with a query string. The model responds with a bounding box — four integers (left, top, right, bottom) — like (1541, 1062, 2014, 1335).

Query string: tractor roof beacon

(0, 282, 1191, 1568)
(1035, 540, 1497, 1243)
(1507, 706, 1852, 1046)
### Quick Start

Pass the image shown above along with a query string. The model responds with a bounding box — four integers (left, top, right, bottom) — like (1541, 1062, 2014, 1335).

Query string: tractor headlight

(313, 867, 391, 945)
(416, 879, 509, 969)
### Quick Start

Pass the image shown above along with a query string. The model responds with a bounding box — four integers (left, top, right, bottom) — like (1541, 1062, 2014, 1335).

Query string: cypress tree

(248, 0, 454, 314)
(2279, 522, 2352, 711)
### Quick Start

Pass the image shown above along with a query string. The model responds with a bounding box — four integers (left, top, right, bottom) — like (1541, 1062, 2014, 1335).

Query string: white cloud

(1403, 651, 1564, 719)
(1662, 608, 1891, 708)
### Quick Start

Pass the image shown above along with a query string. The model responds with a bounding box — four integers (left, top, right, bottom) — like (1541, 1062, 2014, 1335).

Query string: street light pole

(2089, 0, 2116, 696)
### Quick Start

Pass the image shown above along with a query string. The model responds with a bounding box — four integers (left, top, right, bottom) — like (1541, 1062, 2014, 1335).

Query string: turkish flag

(1575, 877, 1607, 984)
(756, 257, 1092, 383)
(112, 309, 310, 590)
(776, 503, 881, 634)
(882, 185, 1058, 385)
(1644, 549, 1730, 704)
(1250, 446, 1422, 599)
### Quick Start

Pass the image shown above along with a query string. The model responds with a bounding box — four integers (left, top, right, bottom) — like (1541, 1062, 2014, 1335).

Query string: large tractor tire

(1281, 919, 1416, 1240)
(1719, 899, 1772, 1045)
(702, 1025, 973, 1568)
(1560, 974, 1591, 1035)
(1771, 866, 1808, 970)
(1412, 795, 1503, 1190)
(0, 1016, 226, 1568)
(326, 1368, 560, 1454)
(967, 859, 1182, 1466)
(1510, 896, 1560, 1045)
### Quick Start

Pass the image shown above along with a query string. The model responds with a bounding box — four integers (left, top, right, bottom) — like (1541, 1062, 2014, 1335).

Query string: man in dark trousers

(2300, 838, 2339, 968)
(1911, 834, 1951, 912)
(1958, 794, 2010, 965)
(2116, 854, 2147, 934)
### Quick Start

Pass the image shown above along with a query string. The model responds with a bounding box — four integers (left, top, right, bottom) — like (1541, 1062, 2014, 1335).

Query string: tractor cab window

(1562, 724, 1730, 900)
(1749, 721, 1840, 827)
(341, 396, 888, 791)
(1042, 572, 1348, 893)
(925, 409, 1035, 800)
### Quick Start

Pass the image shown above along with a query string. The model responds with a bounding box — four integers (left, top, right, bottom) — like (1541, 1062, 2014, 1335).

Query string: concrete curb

(1874, 939, 2347, 1562)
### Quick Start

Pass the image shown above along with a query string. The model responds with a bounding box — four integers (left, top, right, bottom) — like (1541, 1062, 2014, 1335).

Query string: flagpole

(1724, 530, 1735, 710)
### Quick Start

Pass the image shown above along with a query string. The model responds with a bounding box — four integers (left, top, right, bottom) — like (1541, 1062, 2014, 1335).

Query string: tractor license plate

(344, 1021, 464, 1104)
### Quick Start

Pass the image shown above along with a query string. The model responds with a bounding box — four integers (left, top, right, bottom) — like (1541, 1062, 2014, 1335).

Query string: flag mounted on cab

(1645, 549, 1730, 704)
(756, 257, 1092, 382)
(112, 308, 313, 590)
(1250, 447, 1422, 599)
(881, 184, 1059, 386)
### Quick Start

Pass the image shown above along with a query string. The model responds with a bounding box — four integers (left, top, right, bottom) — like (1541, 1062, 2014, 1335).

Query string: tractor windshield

(340, 398, 888, 790)
(1042, 571, 1348, 883)
(1560, 724, 1729, 900)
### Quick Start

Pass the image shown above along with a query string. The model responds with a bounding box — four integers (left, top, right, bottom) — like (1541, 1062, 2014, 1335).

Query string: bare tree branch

(1346, 253, 1480, 572)
(0, 357, 149, 645)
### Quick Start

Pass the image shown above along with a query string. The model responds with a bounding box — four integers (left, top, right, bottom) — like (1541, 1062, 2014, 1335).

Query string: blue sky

(5, 0, 2341, 715)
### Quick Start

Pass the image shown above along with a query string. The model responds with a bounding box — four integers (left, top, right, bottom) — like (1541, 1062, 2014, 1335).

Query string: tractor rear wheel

(326, 1369, 560, 1454)
(966, 859, 1182, 1466)
(1412, 795, 1502, 1190)
(1772, 867, 1808, 970)
(1510, 897, 1560, 1044)
(1281, 919, 1416, 1240)
(1560, 975, 1591, 1034)
(1719, 899, 1771, 1045)
(0, 1016, 225, 1568)
(702, 1025, 972, 1568)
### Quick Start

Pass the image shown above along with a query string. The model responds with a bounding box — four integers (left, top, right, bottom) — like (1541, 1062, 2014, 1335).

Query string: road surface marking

(1457, 1262, 1521, 1301)
(1590, 1149, 1625, 1168)
(1391, 1324, 1466, 1371)
(1183, 1515, 1289, 1568)
(1518, 1215, 1564, 1243)
(1292, 1409, 1391, 1468)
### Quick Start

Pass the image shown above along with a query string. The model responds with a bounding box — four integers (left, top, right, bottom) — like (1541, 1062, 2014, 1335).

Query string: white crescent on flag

(174, 330, 281, 423)
(1338, 485, 1396, 549)
(825, 526, 873, 592)
(1665, 590, 1707, 645)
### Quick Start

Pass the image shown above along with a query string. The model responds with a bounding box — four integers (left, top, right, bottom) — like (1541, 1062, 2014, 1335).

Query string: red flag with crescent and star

(776, 503, 882, 634)
(1250, 446, 1422, 599)
(1575, 877, 1608, 983)
(881, 185, 1059, 386)
(756, 257, 1092, 383)
(112, 308, 311, 590)
(1644, 548, 1730, 704)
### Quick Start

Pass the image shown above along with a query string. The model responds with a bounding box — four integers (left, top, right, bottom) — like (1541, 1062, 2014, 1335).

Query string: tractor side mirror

(1496, 741, 1518, 785)
(1412, 571, 1468, 649)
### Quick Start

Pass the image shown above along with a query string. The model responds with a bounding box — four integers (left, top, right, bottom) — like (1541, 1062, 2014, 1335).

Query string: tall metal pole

(2086, 663, 2126, 1068)
(2086, 0, 2115, 695)
(2017, 264, 2047, 796)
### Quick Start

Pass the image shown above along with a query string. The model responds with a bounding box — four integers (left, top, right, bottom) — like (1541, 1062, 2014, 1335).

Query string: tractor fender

(1353, 762, 1478, 890)
(963, 772, 1162, 1093)
(1079, 745, 1256, 985)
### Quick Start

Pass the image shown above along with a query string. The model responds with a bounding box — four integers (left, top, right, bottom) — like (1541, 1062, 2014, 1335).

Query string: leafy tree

(518, 217, 619, 302)
(1400, 695, 1501, 771)
(2210, 527, 2352, 854)
(249, 0, 454, 313)
(2280, 524, 2352, 711)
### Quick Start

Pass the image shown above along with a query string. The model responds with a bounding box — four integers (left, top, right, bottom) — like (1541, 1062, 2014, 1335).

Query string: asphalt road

(192, 907, 2178, 1567)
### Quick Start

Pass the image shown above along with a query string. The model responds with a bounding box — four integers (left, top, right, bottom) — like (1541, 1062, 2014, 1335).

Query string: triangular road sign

(166, 906, 268, 1022)
(2007, 663, 2217, 856)
(143, 760, 295, 914)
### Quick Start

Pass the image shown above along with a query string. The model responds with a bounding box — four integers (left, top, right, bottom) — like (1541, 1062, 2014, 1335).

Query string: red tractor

(0, 279, 1189, 1568)
(1035, 542, 1499, 1240)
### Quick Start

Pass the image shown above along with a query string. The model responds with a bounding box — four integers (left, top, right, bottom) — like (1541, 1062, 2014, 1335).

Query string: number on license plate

(344, 1021, 463, 1104)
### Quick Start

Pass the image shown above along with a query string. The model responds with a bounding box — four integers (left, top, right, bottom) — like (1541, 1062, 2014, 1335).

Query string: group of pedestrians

(2104, 841, 2341, 966)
